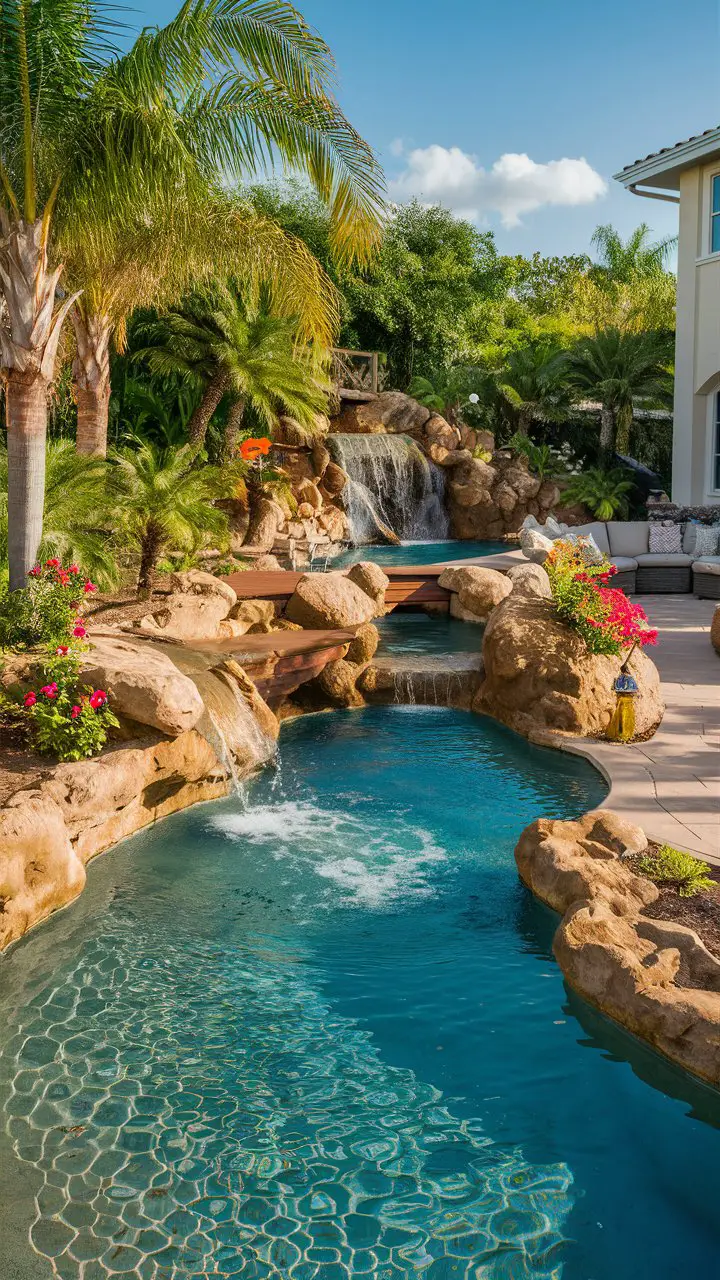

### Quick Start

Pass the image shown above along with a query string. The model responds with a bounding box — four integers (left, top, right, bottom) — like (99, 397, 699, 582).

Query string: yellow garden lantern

(607, 670, 639, 743)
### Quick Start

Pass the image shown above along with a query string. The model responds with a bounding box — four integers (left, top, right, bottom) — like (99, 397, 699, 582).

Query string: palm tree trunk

(137, 519, 163, 596)
(0, 213, 78, 589)
(187, 369, 228, 449)
(72, 308, 112, 457)
(222, 397, 245, 461)
(599, 405, 616, 462)
(615, 404, 633, 456)
(5, 372, 47, 589)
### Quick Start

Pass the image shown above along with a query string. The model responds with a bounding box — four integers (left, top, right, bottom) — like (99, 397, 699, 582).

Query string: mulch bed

(83, 587, 173, 629)
(625, 845, 720, 970)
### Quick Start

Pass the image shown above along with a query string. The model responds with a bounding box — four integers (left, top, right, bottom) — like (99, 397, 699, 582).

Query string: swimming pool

(330, 540, 508, 568)
(376, 611, 485, 656)
(1, 708, 719, 1280)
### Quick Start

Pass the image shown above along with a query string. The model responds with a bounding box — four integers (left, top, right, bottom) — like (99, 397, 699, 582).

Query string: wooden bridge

(224, 567, 452, 611)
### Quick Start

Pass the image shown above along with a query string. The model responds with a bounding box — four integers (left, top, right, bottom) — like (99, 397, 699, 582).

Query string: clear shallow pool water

(376, 612, 485, 657)
(1, 709, 720, 1280)
(331, 540, 508, 568)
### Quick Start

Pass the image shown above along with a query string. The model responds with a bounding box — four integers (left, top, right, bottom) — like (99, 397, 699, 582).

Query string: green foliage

(507, 434, 555, 479)
(0, 443, 117, 589)
(564, 327, 673, 455)
(561, 467, 634, 520)
(637, 846, 716, 898)
(590, 224, 676, 286)
(15, 651, 119, 763)
(108, 443, 239, 590)
(0, 561, 88, 651)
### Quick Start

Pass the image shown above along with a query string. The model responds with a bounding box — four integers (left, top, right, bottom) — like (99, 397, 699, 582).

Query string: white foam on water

(210, 801, 447, 908)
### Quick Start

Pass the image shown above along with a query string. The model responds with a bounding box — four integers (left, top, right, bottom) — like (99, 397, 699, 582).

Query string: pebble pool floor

(1, 708, 719, 1279)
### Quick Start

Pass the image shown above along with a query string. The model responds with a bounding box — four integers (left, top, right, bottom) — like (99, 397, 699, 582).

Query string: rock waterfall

(327, 433, 449, 543)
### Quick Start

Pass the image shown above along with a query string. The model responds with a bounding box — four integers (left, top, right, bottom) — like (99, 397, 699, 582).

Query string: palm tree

(0, 0, 385, 587)
(590, 223, 676, 285)
(0, 442, 116, 586)
(109, 443, 235, 593)
(565, 327, 672, 459)
(497, 344, 571, 434)
(137, 287, 329, 457)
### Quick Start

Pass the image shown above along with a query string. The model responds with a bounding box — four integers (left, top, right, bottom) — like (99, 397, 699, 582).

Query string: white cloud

(388, 137, 405, 158)
(388, 144, 607, 227)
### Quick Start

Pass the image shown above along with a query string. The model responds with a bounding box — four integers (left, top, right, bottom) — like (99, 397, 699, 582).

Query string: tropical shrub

(507, 433, 556, 479)
(16, 649, 119, 763)
(0, 561, 95, 652)
(545, 540, 657, 656)
(561, 467, 634, 520)
(637, 846, 715, 898)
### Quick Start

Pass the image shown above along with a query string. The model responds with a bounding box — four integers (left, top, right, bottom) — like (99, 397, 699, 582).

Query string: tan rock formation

(0, 793, 85, 951)
(475, 588, 664, 741)
(438, 565, 512, 620)
(245, 497, 285, 551)
(228, 599, 276, 634)
(514, 811, 654, 917)
(82, 634, 205, 735)
(346, 561, 390, 610)
(285, 571, 386, 629)
(345, 622, 380, 665)
(333, 391, 431, 437)
(314, 658, 366, 707)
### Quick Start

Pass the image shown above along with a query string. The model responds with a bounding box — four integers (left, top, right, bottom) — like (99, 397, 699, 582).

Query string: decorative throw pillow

(648, 522, 682, 554)
(565, 532, 605, 565)
(693, 525, 720, 556)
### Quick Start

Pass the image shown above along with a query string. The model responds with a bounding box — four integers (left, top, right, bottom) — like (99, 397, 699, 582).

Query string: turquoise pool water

(1, 709, 719, 1280)
(331, 540, 508, 568)
(376, 612, 485, 656)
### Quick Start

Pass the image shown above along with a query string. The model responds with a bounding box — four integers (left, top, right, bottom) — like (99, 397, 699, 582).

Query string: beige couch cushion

(635, 553, 693, 567)
(568, 522, 611, 554)
(692, 556, 720, 576)
(607, 521, 649, 557)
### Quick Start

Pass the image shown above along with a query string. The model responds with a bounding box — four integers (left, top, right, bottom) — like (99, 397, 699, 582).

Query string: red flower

(28, 565, 42, 578)
(24, 692, 37, 708)
(71, 705, 81, 720)
(89, 690, 107, 710)
(40, 683, 58, 699)
(239, 436, 272, 462)
(46, 558, 61, 569)
(68, 564, 80, 575)
(73, 623, 87, 639)
(83, 580, 97, 594)
(55, 645, 69, 656)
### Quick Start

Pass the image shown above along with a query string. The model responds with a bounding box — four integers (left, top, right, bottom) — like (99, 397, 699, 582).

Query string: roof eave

(614, 129, 720, 190)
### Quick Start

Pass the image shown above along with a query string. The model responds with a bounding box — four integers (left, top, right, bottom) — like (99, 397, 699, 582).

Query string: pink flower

(55, 645, 69, 656)
(24, 692, 37, 708)
(68, 564, 80, 575)
(73, 623, 87, 639)
(46, 558, 61, 569)
(89, 690, 107, 710)
(40, 683, 58, 700)
(28, 565, 42, 578)
(83, 580, 97, 594)
(70, 705, 81, 720)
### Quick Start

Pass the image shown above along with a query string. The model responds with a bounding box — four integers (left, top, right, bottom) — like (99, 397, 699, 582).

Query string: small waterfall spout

(327, 433, 449, 544)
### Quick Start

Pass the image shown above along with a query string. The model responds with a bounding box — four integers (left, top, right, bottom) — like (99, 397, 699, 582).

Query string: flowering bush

(18, 648, 119, 762)
(0, 560, 97, 651)
(545, 540, 658, 657)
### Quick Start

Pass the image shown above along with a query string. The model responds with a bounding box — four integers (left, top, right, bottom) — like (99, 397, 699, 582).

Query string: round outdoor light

(468, 392, 479, 404)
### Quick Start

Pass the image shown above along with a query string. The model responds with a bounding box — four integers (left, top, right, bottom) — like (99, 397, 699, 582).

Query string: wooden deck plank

(224, 567, 451, 611)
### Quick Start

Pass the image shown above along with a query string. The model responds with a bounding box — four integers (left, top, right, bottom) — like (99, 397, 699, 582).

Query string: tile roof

(621, 127, 720, 173)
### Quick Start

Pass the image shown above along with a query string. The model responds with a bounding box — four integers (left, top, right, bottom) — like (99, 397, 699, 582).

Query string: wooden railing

(331, 348, 381, 394)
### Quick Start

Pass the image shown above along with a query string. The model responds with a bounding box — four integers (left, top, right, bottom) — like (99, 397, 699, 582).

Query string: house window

(715, 392, 720, 491)
(712, 175, 720, 253)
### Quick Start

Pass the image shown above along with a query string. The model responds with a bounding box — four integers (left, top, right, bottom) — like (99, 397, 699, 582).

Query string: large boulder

(423, 414, 461, 451)
(506, 562, 552, 599)
(438, 565, 512, 621)
(136, 590, 233, 642)
(346, 561, 390, 610)
(475, 591, 664, 741)
(345, 622, 380, 665)
(333, 391, 431, 437)
(245, 497, 284, 551)
(285, 572, 383, 629)
(82, 634, 205, 735)
(314, 658, 365, 707)
(0, 792, 85, 951)
(227, 599, 276, 634)
(169, 569, 237, 609)
(514, 811, 653, 917)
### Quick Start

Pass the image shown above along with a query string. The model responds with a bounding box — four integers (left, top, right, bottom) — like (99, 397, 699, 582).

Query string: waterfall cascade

(327, 433, 449, 544)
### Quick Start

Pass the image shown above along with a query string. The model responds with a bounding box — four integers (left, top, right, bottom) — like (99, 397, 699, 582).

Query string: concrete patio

(560, 596, 720, 861)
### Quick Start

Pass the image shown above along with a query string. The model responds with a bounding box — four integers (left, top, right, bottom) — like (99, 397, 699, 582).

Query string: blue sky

(147, 0, 720, 260)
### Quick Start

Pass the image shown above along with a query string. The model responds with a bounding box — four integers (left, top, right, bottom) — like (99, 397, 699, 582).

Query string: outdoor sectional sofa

(566, 521, 720, 597)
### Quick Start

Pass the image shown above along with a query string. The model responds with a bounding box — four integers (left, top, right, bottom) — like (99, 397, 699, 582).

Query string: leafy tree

(590, 223, 676, 284)
(108, 444, 236, 593)
(137, 287, 328, 456)
(0, 0, 384, 587)
(564, 327, 672, 458)
(496, 344, 572, 434)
